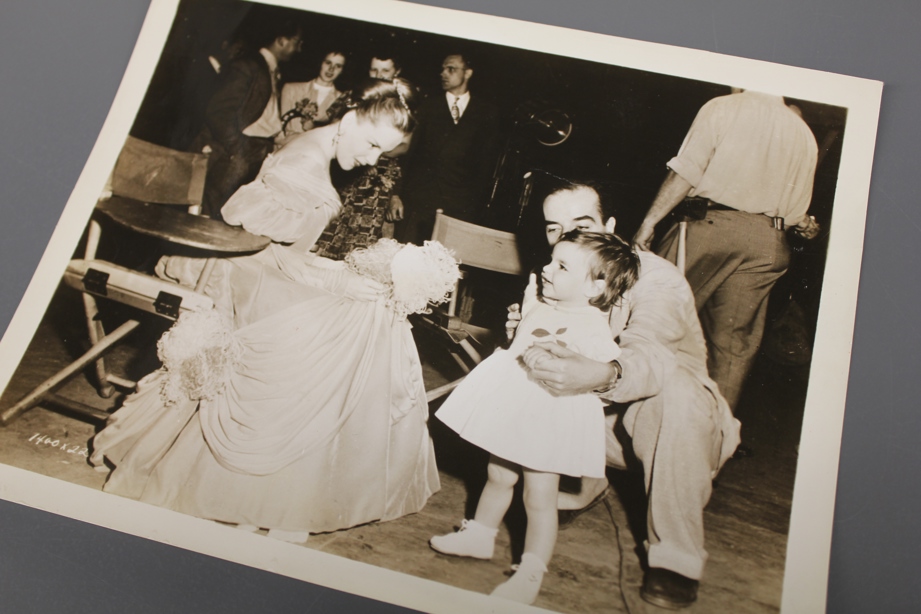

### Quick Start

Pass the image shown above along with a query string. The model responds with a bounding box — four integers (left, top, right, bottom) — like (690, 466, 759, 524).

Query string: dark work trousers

(658, 209, 790, 411)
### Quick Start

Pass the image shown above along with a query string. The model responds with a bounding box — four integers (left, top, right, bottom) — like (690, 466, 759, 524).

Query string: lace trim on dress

(157, 309, 242, 405)
(345, 238, 460, 320)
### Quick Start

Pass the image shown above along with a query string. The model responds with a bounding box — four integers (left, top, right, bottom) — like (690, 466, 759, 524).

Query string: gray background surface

(0, 1, 916, 612)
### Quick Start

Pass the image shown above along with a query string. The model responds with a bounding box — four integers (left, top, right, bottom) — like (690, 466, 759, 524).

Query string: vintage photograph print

(0, 1, 881, 612)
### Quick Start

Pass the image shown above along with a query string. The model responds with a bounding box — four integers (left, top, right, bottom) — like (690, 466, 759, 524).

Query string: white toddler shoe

(490, 553, 548, 605)
(429, 519, 497, 559)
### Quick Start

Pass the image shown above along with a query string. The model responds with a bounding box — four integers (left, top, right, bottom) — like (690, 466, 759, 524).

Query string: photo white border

(0, 1, 883, 612)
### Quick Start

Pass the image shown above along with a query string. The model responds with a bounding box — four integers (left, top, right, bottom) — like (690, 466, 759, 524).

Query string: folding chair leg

(677, 219, 688, 276)
(448, 349, 472, 374)
(195, 257, 218, 293)
(426, 377, 466, 403)
(0, 319, 140, 426)
(82, 292, 116, 398)
(443, 338, 483, 374)
(81, 218, 118, 398)
(458, 338, 483, 365)
(105, 374, 137, 390)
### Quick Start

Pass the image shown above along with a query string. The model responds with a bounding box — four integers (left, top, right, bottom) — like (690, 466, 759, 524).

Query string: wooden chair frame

(1, 137, 269, 425)
(418, 210, 525, 403)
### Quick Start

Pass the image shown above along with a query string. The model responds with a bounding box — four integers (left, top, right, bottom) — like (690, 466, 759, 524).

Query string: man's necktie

(451, 98, 460, 124)
(272, 69, 281, 113)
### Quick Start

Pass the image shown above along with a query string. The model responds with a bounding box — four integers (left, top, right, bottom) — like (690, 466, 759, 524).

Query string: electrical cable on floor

(601, 495, 635, 614)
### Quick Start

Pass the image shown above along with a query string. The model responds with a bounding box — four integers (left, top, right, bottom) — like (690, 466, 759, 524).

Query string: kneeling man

(521, 183, 740, 609)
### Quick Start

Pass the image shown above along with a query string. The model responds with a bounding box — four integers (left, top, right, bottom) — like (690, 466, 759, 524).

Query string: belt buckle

(771, 217, 785, 231)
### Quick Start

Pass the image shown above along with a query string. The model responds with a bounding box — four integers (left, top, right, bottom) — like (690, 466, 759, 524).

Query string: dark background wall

(0, 1, 914, 613)
(133, 1, 846, 237)
(126, 0, 845, 323)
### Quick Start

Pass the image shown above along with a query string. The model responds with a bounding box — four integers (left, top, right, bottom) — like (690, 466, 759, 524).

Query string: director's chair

(0, 137, 270, 425)
(418, 210, 525, 403)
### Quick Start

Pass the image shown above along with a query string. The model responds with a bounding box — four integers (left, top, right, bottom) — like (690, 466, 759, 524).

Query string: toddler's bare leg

(521, 468, 561, 564)
(491, 468, 559, 604)
(474, 454, 520, 529)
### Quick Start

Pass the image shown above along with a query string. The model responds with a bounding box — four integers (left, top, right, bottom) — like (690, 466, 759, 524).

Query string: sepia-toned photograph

(0, 1, 882, 612)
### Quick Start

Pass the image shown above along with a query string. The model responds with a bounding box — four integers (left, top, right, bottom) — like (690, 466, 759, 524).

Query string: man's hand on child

(523, 342, 614, 397)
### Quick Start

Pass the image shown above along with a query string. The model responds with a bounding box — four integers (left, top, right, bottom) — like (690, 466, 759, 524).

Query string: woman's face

(317, 53, 345, 85)
(336, 113, 406, 170)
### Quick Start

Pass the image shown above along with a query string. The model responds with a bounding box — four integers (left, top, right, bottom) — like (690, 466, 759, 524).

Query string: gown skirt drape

(92, 239, 439, 533)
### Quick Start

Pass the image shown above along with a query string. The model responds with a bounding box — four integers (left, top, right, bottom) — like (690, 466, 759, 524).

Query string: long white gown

(90, 131, 439, 533)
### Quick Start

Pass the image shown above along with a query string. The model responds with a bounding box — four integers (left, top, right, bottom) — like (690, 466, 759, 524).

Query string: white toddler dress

(435, 291, 619, 478)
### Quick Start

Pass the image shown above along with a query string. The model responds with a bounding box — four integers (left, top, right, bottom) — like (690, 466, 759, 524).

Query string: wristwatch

(592, 360, 623, 395)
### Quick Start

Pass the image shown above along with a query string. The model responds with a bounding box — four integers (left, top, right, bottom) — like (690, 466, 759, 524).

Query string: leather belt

(676, 197, 785, 231)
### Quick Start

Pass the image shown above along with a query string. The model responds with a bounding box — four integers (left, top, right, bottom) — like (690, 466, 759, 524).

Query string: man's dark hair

(546, 179, 619, 221)
(446, 52, 475, 71)
(260, 17, 301, 47)
(371, 50, 401, 72)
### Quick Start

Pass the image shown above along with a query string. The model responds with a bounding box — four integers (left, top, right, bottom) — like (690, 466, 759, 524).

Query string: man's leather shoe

(640, 567, 698, 609)
(557, 486, 610, 529)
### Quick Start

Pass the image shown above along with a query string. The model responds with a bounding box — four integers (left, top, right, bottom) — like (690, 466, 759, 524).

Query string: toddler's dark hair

(558, 230, 640, 311)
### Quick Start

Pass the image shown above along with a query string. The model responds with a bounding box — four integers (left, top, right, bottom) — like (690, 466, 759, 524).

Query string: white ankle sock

(490, 553, 548, 605)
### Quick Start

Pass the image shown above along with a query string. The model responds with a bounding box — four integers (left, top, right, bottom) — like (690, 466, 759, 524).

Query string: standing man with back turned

(633, 89, 820, 416)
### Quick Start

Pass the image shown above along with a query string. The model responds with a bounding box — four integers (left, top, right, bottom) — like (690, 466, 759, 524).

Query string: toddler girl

(430, 231, 639, 604)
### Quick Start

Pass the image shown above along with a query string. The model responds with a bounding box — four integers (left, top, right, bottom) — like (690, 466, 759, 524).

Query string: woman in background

(279, 50, 347, 136)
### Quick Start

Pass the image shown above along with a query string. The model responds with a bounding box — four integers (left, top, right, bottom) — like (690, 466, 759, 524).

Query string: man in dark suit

(195, 21, 302, 219)
(169, 38, 246, 152)
(391, 53, 500, 244)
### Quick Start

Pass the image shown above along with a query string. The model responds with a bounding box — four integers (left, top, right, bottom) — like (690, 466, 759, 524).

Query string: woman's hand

(309, 256, 345, 270)
(521, 341, 617, 396)
(386, 195, 404, 222)
(342, 271, 386, 302)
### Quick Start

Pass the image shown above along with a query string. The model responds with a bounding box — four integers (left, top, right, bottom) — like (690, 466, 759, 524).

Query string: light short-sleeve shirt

(666, 90, 818, 226)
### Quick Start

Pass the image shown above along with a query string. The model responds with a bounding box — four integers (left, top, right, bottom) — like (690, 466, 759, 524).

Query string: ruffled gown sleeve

(221, 141, 342, 249)
(156, 137, 347, 326)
